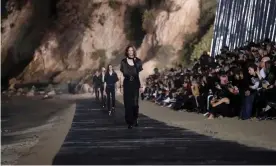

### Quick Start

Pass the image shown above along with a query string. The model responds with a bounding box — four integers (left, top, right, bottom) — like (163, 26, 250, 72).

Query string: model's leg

(133, 87, 140, 126)
(124, 83, 135, 128)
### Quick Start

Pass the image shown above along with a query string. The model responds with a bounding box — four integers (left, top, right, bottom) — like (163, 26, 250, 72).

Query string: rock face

(1, 0, 201, 85)
(138, 0, 200, 79)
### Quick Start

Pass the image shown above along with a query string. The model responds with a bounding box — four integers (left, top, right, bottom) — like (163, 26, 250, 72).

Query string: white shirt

(260, 68, 266, 79)
(102, 73, 105, 82)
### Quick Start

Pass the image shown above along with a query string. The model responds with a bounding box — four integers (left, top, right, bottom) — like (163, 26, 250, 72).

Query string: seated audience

(142, 39, 276, 120)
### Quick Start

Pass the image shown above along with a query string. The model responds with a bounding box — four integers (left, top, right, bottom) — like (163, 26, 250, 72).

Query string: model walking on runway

(104, 64, 119, 116)
(92, 70, 101, 101)
(120, 45, 143, 129)
(99, 67, 106, 108)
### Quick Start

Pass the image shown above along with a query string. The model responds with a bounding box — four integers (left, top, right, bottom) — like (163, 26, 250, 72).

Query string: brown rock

(2, 0, 203, 84)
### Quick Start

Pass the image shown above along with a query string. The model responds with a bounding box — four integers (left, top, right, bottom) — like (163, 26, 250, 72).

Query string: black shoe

(112, 107, 115, 113)
(128, 125, 133, 129)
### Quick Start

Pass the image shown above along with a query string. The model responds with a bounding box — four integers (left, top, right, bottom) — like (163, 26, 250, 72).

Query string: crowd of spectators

(142, 39, 276, 120)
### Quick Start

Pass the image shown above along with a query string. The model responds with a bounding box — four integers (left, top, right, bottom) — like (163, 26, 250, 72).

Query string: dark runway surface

(53, 99, 276, 165)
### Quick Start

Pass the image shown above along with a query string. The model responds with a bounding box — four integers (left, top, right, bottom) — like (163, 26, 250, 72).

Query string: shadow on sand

(52, 98, 276, 165)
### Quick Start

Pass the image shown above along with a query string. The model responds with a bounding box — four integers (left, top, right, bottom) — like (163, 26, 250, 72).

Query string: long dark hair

(124, 45, 137, 58)
(106, 64, 114, 73)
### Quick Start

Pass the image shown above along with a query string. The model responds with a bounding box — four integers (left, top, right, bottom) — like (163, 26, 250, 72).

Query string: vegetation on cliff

(180, 0, 217, 65)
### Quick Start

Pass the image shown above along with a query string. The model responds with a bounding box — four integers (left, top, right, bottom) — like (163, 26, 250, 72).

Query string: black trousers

(106, 86, 115, 111)
(100, 85, 105, 106)
(123, 80, 140, 125)
(94, 86, 100, 100)
(210, 103, 232, 117)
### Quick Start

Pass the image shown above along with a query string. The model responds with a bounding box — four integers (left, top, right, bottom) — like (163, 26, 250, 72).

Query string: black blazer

(120, 57, 143, 77)
(104, 72, 119, 86)
(92, 75, 101, 87)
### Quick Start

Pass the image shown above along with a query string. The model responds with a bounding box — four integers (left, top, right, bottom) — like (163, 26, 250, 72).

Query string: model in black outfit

(92, 70, 101, 101)
(120, 45, 143, 129)
(104, 64, 119, 116)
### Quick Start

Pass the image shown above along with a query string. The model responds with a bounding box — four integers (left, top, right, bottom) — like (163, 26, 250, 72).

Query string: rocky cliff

(1, 0, 202, 87)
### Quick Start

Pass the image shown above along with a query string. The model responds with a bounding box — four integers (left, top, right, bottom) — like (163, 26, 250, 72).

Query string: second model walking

(104, 64, 119, 116)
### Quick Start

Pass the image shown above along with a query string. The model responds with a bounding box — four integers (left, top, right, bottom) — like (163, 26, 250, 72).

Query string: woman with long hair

(120, 45, 143, 129)
(104, 64, 119, 116)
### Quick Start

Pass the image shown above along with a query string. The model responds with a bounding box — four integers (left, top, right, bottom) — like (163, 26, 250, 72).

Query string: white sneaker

(167, 103, 173, 108)
(170, 98, 176, 103)
(163, 97, 171, 103)
(264, 105, 271, 112)
(203, 112, 210, 117)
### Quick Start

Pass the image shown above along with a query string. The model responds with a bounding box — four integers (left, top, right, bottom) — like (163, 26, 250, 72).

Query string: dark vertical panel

(250, 0, 257, 41)
(216, 0, 226, 55)
(234, 0, 243, 47)
(225, 0, 233, 46)
(211, 0, 221, 57)
(261, 0, 268, 39)
(229, 0, 237, 48)
(238, 0, 248, 46)
(254, 0, 261, 41)
(234, 0, 242, 48)
(271, 0, 276, 41)
(222, 0, 229, 49)
(248, 0, 254, 42)
(266, 0, 273, 39)
(211, 0, 276, 57)
(263, 0, 270, 39)
(258, 0, 264, 40)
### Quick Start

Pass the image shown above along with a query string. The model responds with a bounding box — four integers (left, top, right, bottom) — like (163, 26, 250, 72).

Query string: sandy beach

(1, 95, 76, 165)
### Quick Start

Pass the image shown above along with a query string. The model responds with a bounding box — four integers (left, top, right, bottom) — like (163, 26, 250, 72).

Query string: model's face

(108, 65, 113, 71)
(127, 47, 134, 58)
(102, 67, 106, 73)
(96, 71, 99, 76)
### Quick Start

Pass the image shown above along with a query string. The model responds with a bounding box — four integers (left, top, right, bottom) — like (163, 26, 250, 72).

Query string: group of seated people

(142, 39, 276, 120)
